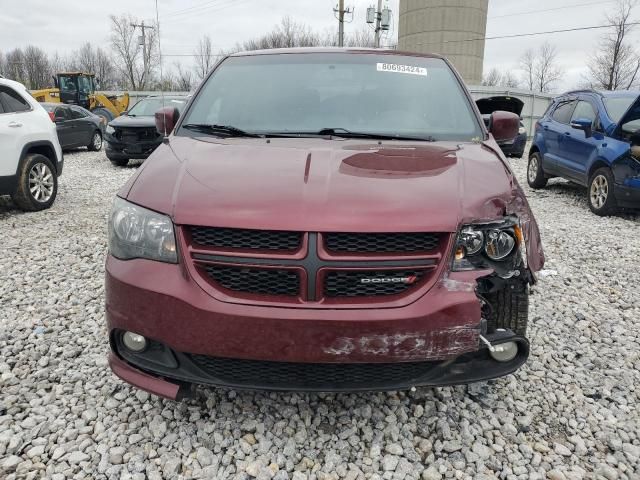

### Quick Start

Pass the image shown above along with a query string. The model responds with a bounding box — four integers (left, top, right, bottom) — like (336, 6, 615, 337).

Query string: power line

(160, 0, 228, 18)
(161, 0, 252, 25)
(411, 21, 640, 47)
(488, 0, 616, 20)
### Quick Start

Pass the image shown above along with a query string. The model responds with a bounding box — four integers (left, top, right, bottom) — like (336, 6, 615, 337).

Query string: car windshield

(604, 96, 636, 123)
(128, 97, 187, 116)
(180, 53, 481, 141)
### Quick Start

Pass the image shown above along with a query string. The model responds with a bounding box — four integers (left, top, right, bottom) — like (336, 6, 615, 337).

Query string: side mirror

(155, 107, 180, 136)
(570, 118, 593, 138)
(488, 110, 520, 142)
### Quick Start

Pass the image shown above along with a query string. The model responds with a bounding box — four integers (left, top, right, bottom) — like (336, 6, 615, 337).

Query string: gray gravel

(1, 148, 639, 479)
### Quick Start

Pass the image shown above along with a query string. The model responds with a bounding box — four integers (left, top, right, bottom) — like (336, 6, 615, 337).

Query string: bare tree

(344, 26, 376, 47)
(519, 42, 563, 93)
(502, 70, 520, 89)
(0, 51, 5, 77)
(22, 45, 50, 89)
(174, 62, 194, 91)
(482, 67, 502, 87)
(239, 16, 322, 51)
(67, 43, 115, 89)
(194, 35, 217, 80)
(586, 0, 640, 90)
(109, 14, 158, 90)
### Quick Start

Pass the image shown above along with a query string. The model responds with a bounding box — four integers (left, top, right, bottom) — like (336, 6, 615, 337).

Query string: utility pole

(334, 2, 353, 47)
(367, 1, 391, 48)
(131, 20, 154, 89)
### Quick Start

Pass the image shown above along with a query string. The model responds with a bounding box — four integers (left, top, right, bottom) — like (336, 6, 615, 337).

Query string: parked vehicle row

(41, 103, 105, 151)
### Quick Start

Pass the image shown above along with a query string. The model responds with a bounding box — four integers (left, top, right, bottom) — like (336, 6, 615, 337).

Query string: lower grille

(203, 265, 299, 296)
(115, 127, 159, 142)
(190, 354, 436, 390)
(324, 270, 426, 297)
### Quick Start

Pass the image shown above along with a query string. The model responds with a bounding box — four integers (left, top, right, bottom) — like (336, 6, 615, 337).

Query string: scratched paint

(324, 326, 479, 360)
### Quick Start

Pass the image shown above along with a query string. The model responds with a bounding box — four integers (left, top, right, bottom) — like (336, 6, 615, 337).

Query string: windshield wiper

(182, 123, 262, 138)
(317, 128, 435, 141)
(266, 127, 434, 141)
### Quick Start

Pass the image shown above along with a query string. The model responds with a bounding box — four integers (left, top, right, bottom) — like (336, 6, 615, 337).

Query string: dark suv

(105, 49, 544, 399)
(528, 89, 640, 215)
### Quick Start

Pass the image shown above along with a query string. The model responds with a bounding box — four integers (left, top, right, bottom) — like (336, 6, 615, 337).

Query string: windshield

(128, 97, 188, 116)
(604, 96, 636, 123)
(180, 53, 481, 141)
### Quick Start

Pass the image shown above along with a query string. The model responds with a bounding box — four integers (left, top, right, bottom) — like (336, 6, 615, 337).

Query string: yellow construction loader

(31, 72, 129, 122)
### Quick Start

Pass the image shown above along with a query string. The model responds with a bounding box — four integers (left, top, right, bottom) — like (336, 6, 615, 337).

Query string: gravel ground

(1, 148, 639, 480)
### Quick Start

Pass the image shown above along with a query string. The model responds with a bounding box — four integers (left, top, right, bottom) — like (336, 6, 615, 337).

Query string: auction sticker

(376, 63, 427, 76)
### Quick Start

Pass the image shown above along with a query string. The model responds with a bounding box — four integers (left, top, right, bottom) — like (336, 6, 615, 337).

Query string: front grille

(190, 354, 436, 390)
(115, 127, 159, 142)
(324, 270, 425, 297)
(325, 232, 440, 253)
(203, 265, 299, 296)
(191, 227, 302, 251)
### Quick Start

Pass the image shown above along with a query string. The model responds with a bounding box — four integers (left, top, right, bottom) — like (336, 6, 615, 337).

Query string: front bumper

(105, 137, 161, 160)
(105, 256, 529, 395)
(498, 133, 527, 157)
(614, 180, 640, 208)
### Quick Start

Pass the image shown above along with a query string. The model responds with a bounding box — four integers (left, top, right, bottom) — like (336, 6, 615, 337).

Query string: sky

(0, 0, 638, 92)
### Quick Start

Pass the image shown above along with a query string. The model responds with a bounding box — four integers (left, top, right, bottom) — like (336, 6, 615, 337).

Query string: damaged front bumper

(109, 329, 529, 398)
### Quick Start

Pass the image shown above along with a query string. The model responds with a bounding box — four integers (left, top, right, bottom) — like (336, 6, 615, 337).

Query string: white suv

(0, 78, 63, 211)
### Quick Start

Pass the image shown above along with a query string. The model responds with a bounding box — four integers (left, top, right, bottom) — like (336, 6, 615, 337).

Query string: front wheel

(527, 152, 548, 188)
(12, 154, 58, 211)
(88, 131, 103, 151)
(588, 167, 618, 216)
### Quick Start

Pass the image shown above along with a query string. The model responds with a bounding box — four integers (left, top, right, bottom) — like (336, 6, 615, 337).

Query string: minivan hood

(123, 136, 544, 269)
(476, 96, 524, 116)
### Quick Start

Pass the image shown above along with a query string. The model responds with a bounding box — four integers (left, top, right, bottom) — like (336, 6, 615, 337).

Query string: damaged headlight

(452, 220, 521, 271)
(108, 196, 177, 263)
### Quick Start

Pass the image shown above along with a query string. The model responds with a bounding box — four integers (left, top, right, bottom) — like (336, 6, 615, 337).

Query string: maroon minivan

(105, 48, 544, 400)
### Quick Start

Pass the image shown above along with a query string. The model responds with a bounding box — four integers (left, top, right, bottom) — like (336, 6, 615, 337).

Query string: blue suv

(528, 90, 640, 215)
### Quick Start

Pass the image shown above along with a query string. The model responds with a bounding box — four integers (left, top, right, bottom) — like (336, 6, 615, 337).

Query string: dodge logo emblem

(360, 275, 417, 285)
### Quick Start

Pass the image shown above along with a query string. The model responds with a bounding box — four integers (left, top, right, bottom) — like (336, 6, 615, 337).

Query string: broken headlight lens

(452, 222, 518, 270)
(108, 196, 177, 263)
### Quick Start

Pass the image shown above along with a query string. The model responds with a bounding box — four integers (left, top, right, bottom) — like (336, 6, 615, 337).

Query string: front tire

(485, 285, 529, 337)
(88, 131, 103, 151)
(588, 167, 618, 216)
(527, 152, 547, 188)
(12, 154, 58, 211)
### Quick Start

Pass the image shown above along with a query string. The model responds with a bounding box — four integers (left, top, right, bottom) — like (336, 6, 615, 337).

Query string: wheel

(12, 154, 58, 211)
(107, 155, 129, 167)
(527, 152, 548, 188)
(485, 285, 529, 337)
(588, 167, 618, 216)
(92, 107, 114, 124)
(88, 131, 103, 151)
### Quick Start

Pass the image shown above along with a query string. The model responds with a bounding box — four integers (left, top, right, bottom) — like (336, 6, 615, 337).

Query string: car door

(54, 106, 74, 148)
(0, 85, 31, 178)
(70, 107, 93, 146)
(543, 100, 576, 175)
(563, 100, 599, 184)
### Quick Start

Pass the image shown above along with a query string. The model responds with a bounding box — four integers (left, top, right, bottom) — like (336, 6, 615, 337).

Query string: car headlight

(452, 222, 520, 270)
(108, 197, 177, 263)
(106, 125, 115, 134)
(518, 126, 526, 135)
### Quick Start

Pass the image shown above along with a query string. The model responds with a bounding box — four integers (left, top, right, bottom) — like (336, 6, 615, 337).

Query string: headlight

(518, 126, 526, 135)
(106, 125, 115, 134)
(452, 222, 519, 270)
(108, 197, 177, 263)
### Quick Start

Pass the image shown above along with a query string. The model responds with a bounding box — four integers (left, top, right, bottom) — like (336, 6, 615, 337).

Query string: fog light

(122, 331, 147, 352)
(489, 341, 518, 362)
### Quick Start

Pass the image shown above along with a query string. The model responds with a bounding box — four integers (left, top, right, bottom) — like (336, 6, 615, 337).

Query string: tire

(527, 152, 548, 188)
(107, 155, 129, 167)
(588, 167, 618, 216)
(88, 131, 103, 151)
(92, 107, 114, 123)
(12, 154, 58, 211)
(485, 285, 529, 337)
